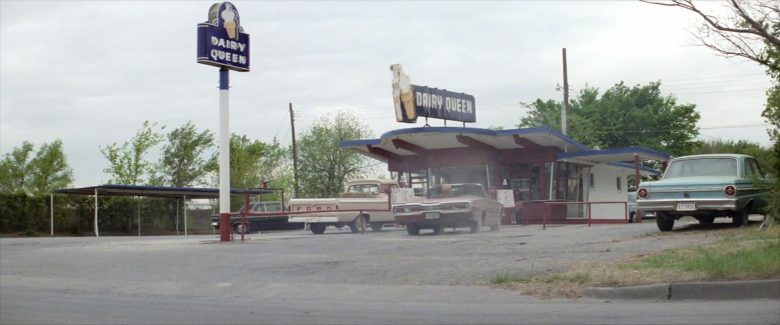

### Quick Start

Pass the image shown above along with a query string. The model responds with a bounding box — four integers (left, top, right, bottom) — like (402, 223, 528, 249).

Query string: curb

(582, 279, 780, 301)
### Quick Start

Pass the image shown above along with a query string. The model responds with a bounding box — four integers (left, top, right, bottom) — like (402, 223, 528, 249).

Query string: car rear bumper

(637, 198, 737, 211)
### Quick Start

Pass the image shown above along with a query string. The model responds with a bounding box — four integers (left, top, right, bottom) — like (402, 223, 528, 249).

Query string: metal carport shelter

(50, 185, 273, 237)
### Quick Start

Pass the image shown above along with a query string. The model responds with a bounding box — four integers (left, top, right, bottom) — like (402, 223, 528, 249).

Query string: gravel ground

(0, 218, 728, 293)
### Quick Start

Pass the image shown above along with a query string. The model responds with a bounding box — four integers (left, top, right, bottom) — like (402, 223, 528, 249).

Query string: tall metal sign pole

(561, 48, 569, 137)
(197, 2, 250, 242)
(219, 67, 230, 240)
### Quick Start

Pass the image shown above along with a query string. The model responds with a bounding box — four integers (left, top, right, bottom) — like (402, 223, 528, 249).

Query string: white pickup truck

(288, 179, 398, 234)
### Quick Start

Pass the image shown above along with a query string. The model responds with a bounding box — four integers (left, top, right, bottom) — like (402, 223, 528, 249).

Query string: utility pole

(289, 103, 300, 198)
(561, 48, 569, 137)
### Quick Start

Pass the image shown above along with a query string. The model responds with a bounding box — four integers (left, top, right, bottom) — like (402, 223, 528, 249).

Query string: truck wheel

(406, 224, 420, 236)
(310, 223, 326, 234)
(469, 220, 480, 233)
(351, 216, 364, 233)
(432, 225, 444, 235)
(370, 222, 383, 232)
(656, 212, 674, 231)
(233, 223, 249, 235)
(732, 210, 749, 227)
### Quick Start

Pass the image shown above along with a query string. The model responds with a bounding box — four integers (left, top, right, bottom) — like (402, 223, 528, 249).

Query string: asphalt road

(2, 220, 778, 324)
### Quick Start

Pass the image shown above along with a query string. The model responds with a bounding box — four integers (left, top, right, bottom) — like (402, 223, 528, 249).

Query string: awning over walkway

(340, 126, 590, 162)
(54, 184, 274, 199)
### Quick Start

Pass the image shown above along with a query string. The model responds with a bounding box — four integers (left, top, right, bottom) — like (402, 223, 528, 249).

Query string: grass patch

(492, 227, 780, 298)
(623, 228, 780, 280)
(490, 273, 532, 285)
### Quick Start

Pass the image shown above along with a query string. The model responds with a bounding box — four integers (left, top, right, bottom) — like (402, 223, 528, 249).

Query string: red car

(393, 183, 503, 235)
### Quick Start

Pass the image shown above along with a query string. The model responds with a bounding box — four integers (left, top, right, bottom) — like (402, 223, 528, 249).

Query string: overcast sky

(0, 1, 775, 188)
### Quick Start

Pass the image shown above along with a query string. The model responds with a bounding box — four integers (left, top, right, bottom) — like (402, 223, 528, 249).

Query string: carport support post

(634, 154, 643, 223)
(183, 194, 188, 236)
(218, 68, 231, 242)
(50, 193, 54, 236)
(137, 198, 141, 237)
(94, 188, 99, 237)
(175, 199, 180, 235)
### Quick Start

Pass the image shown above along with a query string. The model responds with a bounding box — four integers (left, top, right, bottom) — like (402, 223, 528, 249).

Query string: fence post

(624, 201, 628, 223)
(588, 202, 592, 227)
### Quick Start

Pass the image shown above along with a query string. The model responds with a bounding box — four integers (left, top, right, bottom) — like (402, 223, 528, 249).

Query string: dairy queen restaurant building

(340, 126, 671, 225)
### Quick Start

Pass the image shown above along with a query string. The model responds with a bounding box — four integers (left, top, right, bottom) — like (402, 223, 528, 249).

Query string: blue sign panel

(411, 85, 476, 123)
(197, 2, 250, 72)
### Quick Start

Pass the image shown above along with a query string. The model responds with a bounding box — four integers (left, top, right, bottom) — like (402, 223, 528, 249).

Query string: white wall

(587, 164, 630, 219)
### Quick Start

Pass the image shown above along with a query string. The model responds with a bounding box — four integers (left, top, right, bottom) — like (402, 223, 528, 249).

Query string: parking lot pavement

(1, 222, 715, 291)
(4, 222, 777, 324)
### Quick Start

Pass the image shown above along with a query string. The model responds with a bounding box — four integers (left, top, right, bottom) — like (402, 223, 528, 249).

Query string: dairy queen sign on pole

(197, 2, 250, 242)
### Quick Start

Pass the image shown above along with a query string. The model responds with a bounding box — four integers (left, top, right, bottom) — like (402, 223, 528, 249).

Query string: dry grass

(492, 226, 780, 299)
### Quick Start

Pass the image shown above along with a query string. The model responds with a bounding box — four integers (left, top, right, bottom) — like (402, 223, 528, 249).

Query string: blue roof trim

(340, 138, 381, 148)
(608, 162, 662, 175)
(558, 146, 671, 161)
(339, 125, 590, 150)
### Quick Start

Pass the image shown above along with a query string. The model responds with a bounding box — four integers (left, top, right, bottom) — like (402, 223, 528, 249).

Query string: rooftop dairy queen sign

(391, 64, 475, 124)
(197, 2, 250, 72)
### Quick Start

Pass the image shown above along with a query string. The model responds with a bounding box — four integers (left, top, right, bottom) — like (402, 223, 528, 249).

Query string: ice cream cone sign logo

(221, 3, 238, 40)
(389, 64, 476, 124)
(197, 2, 250, 71)
(391, 64, 417, 123)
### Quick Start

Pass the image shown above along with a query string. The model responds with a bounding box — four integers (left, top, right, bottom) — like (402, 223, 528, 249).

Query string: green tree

(297, 110, 373, 198)
(206, 134, 291, 207)
(155, 122, 214, 187)
(100, 121, 164, 185)
(518, 82, 701, 156)
(29, 140, 73, 195)
(0, 141, 34, 193)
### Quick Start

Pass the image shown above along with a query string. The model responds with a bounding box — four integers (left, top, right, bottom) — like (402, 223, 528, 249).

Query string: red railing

(519, 200, 628, 229)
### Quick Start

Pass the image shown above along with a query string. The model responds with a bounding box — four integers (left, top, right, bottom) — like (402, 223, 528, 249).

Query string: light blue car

(637, 154, 771, 231)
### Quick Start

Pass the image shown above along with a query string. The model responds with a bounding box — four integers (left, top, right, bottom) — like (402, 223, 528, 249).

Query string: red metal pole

(242, 191, 250, 241)
(219, 213, 230, 242)
(522, 203, 527, 226)
(588, 202, 592, 227)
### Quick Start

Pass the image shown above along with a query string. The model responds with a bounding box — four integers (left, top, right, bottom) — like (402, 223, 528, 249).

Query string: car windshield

(264, 203, 282, 212)
(665, 158, 738, 178)
(347, 184, 380, 193)
(429, 184, 487, 198)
